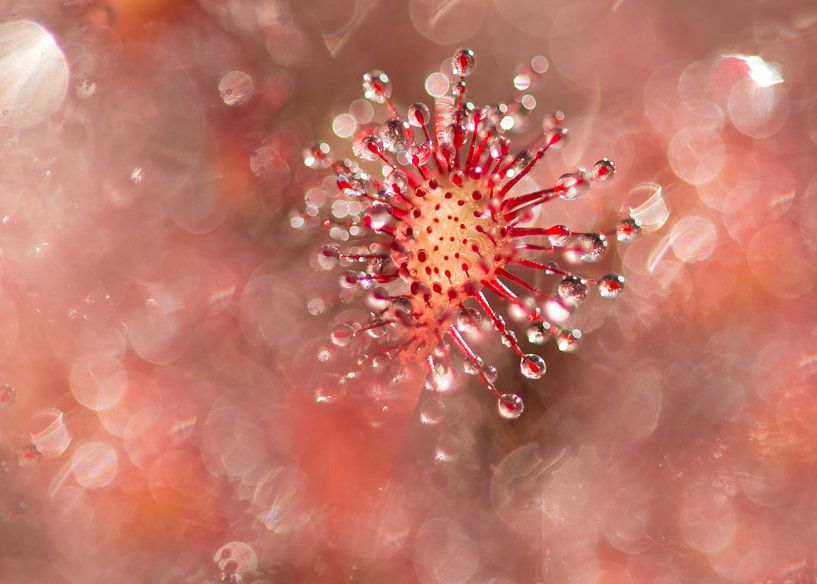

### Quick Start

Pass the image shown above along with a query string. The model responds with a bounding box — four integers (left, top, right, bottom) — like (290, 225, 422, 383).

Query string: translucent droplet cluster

(298, 49, 644, 418)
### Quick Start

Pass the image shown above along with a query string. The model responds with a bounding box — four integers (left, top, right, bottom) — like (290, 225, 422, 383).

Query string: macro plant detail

(300, 48, 642, 419)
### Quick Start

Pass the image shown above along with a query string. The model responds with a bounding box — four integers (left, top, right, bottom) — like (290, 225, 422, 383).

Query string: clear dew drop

(353, 135, 383, 161)
(598, 274, 626, 299)
(557, 172, 589, 200)
(338, 171, 371, 198)
(616, 218, 642, 242)
(578, 233, 608, 263)
(409, 141, 432, 166)
(130, 167, 145, 184)
(362, 70, 392, 103)
(449, 169, 465, 187)
(557, 276, 589, 307)
(510, 296, 535, 320)
(330, 323, 356, 346)
(303, 141, 331, 168)
(407, 102, 430, 127)
(379, 118, 409, 152)
(526, 322, 549, 345)
(462, 358, 482, 376)
(0, 384, 15, 405)
(489, 135, 510, 160)
(386, 168, 408, 194)
(338, 270, 359, 289)
(557, 330, 581, 352)
(548, 225, 571, 247)
(367, 287, 391, 311)
(336, 174, 353, 197)
(452, 48, 476, 77)
(500, 330, 518, 348)
(520, 354, 546, 379)
(484, 364, 498, 383)
(365, 203, 391, 230)
(464, 104, 482, 132)
(317, 244, 340, 269)
(591, 158, 616, 182)
(543, 125, 569, 149)
(497, 393, 524, 419)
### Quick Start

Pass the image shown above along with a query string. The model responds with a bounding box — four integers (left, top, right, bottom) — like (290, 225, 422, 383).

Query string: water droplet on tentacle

(598, 274, 625, 299)
(362, 70, 392, 103)
(557, 330, 581, 352)
(557, 276, 589, 307)
(354, 135, 384, 161)
(303, 142, 331, 168)
(616, 218, 641, 242)
(407, 102, 430, 127)
(578, 233, 608, 263)
(526, 322, 550, 345)
(379, 118, 409, 153)
(452, 48, 476, 77)
(520, 354, 546, 379)
(330, 323, 356, 346)
(557, 172, 589, 200)
(497, 393, 524, 419)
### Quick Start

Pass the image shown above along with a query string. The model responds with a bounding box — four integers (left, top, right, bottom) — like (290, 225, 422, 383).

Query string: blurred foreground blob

(88, 0, 193, 33)
(0, 20, 68, 128)
(298, 48, 657, 419)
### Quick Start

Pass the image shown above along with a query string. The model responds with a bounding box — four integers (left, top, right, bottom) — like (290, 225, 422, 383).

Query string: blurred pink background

(0, 0, 816, 582)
